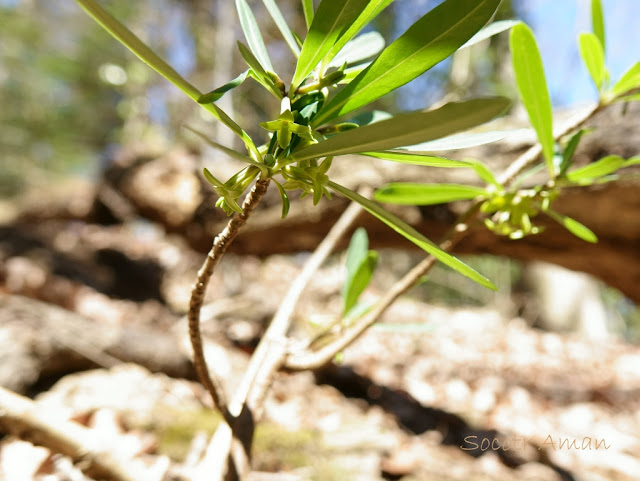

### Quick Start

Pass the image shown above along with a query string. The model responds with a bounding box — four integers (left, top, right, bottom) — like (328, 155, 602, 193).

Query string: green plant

(70, 0, 640, 479)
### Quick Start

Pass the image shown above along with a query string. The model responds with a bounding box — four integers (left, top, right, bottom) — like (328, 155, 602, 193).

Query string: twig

(188, 178, 270, 419)
(0, 386, 157, 481)
(286, 101, 606, 370)
(196, 193, 367, 480)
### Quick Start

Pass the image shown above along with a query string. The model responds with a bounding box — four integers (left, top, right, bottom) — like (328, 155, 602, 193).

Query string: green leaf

(623, 156, 640, 167)
(329, 181, 497, 290)
(461, 19, 521, 49)
(329, 31, 385, 68)
(546, 210, 598, 243)
(465, 159, 501, 188)
(363, 151, 471, 168)
(236, 0, 273, 72)
(292, 98, 510, 161)
(261, 0, 301, 57)
(611, 61, 640, 97)
(184, 126, 268, 174)
(74, 0, 260, 160)
(375, 183, 486, 205)
(558, 128, 587, 176)
(401, 130, 519, 152)
(324, 0, 394, 67)
(313, 0, 501, 126)
(198, 70, 250, 104)
(292, 0, 370, 91)
(273, 179, 291, 218)
(591, 0, 606, 53)
(237, 42, 281, 99)
(348, 110, 392, 126)
(510, 23, 554, 173)
(301, 0, 314, 29)
(579, 33, 606, 91)
(567, 155, 625, 183)
(342, 228, 378, 315)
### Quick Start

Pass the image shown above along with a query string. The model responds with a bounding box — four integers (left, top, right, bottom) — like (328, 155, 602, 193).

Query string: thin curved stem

(188, 178, 270, 419)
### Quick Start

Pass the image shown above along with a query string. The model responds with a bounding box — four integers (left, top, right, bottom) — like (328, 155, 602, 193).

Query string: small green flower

(260, 110, 315, 149)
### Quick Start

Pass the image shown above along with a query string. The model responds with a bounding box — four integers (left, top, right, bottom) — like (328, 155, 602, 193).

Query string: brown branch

(0, 386, 159, 481)
(188, 178, 270, 419)
(196, 194, 367, 481)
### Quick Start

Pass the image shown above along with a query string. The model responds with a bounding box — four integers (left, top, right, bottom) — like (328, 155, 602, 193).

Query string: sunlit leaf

(329, 181, 497, 290)
(348, 110, 392, 126)
(623, 156, 640, 167)
(329, 31, 385, 68)
(301, 0, 314, 29)
(364, 151, 470, 168)
(401, 130, 520, 152)
(273, 179, 291, 218)
(460, 19, 521, 49)
(546, 210, 598, 243)
(342, 228, 377, 315)
(558, 128, 587, 176)
(567, 155, 624, 182)
(75, 0, 260, 159)
(324, 0, 394, 66)
(375, 183, 486, 205)
(293, 98, 510, 161)
(510, 23, 554, 173)
(237, 42, 281, 99)
(236, 0, 273, 72)
(579, 33, 606, 91)
(465, 159, 501, 188)
(313, 0, 501, 126)
(198, 70, 250, 104)
(611, 61, 640, 97)
(591, 0, 606, 53)
(261, 0, 301, 57)
(292, 0, 369, 91)
(184, 126, 266, 172)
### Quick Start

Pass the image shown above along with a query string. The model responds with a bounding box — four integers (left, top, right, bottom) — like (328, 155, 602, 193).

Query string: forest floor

(1, 171, 639, 481)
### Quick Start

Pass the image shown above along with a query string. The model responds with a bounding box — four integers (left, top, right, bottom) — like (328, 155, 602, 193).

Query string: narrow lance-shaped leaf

(329, 31, 386, 68)
(261, 0, 301, 57)
(466, 159, 502, 188)
(74, 0, 260, 160)
(591, 0, 606, 53)
(611, 61, 640, 97)
(566, 155, 624, 183)
(236, 0, 273, 72)
(313, 0, 501, 126)
(328, 181, 497, 290)
(343, 252, 378, 316)
(301, 0, 314, 30)
(375, 183, 487, 205)
(363, 151, 471, 168)
(460, 19, 521, 49)
(291, 0, 369, 91)
(324, 0, 394, 67)
(184, 126, 268, 175)
(558, 128, 587, 176)
(579, 33, 606, 91)
(198, 70, 249, 104)
(510, 23, 555, 174)
(273, 179, 291, 218)
(400, 130, 519, 152)
(342, 228, 377, 315)
(237, 42, 282, 99)
(293, 98, 510, 161)
(546, 210, 598, 243)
